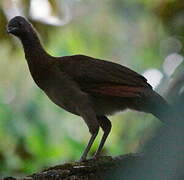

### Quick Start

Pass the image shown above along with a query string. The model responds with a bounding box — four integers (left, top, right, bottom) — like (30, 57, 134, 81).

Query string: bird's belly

(90, 95, 128, 116)
(44, 89, 79, 115)
(91, 95, 147, 116)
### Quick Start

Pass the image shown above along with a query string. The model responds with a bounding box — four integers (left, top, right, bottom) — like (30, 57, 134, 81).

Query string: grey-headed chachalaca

(7, 16, 173, 161)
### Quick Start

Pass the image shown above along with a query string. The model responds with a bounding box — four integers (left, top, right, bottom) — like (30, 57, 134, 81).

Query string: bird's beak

(7, 26, 18, 34)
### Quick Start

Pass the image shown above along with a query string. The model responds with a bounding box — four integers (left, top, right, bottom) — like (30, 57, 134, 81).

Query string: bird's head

(7, 16, 33, 37)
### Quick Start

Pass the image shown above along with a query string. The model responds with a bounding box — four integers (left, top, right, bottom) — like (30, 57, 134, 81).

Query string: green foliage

(0, 0, 182, 177)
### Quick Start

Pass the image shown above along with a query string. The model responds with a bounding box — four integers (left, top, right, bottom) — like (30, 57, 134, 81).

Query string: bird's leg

(79, 129, 99, 162)
(94, 116, 112, 157)
(77, 97, 100, 162)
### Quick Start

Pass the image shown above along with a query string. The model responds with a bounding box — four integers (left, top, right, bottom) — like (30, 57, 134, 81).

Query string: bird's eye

(17, 21, 23, 26)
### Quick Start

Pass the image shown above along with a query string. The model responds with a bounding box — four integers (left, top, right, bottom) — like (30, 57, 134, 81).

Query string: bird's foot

(78, 155, 88, 163)
(92, 155, 113, 161)
(92, 153, 100, 160)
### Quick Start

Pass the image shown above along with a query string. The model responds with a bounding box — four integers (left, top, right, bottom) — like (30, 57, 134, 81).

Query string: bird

(7, 16, 173, 162)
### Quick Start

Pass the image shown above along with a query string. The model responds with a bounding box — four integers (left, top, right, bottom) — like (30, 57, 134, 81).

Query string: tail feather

(144, 91, 177, 123)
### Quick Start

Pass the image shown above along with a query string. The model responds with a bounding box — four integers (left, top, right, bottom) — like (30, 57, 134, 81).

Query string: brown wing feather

(57, 54, 152, 98)
(84, 84, 144, 97)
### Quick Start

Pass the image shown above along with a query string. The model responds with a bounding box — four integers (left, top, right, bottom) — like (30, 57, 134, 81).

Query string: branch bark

(4, 153, 141, 180)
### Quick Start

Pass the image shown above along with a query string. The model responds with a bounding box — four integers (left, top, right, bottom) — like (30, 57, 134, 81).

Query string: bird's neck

(19, 32, 53, 89)
(20, 32, 49, 65)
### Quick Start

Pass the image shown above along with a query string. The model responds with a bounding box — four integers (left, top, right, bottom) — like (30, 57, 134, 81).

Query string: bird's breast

(44, 86, 79, 115)
(28, 65, 51, 90)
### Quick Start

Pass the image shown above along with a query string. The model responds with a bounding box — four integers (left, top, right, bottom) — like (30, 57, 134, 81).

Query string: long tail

(144, 90, 177, 123)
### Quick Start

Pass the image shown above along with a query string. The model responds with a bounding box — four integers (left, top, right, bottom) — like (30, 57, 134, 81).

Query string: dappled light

(143, 69, 163, 89)
(30, 0, 71, 25)
(0, 0, 184, 178)
(163, 53, 183, 77)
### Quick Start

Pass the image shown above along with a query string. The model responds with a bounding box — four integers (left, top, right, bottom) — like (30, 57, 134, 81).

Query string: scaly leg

(79, 129, 99, 162)
(94, 116, 112, 157)
(77, 98, 100, 162)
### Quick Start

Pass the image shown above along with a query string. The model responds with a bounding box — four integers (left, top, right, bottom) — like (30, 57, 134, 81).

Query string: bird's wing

(57, 55, 152, 97)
